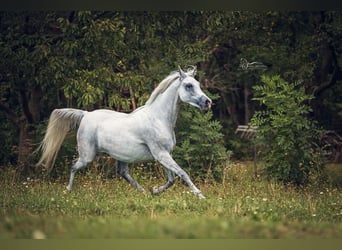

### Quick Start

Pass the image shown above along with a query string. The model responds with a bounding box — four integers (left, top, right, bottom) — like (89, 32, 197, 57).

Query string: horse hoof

(150, 186, 159, 195)
(197, 193, 206, 199)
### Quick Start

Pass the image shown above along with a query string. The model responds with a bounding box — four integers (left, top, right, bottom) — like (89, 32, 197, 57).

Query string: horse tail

(36, 108, 86, 170)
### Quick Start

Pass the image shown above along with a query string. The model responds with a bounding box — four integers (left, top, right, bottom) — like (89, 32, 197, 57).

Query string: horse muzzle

(199, 96, 212, 112)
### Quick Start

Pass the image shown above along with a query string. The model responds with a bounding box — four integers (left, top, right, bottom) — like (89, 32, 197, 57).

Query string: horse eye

(185, 83, 193, 90)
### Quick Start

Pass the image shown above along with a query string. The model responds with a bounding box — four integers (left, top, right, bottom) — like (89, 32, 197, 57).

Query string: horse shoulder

(141, 116, 176, 153)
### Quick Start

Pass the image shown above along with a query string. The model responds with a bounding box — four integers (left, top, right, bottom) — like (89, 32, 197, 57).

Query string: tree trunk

(17, 117, 34, 170)
(16, 86, 43, 171)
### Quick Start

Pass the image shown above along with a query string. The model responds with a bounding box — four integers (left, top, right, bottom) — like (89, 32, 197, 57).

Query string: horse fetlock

(150, 186, 161, 195)
(137, 186, 146, 193)
(196, 192, 205, 199)
(66, 185, 72, 192)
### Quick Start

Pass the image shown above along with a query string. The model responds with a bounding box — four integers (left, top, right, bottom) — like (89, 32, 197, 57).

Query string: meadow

(0, 162, 341, 239)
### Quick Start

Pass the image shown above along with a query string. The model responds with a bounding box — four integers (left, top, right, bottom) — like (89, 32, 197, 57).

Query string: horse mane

(145, 66, 197, 106)
(144, 71, 180, 106)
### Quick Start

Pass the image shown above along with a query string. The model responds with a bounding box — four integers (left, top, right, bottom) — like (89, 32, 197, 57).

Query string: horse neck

(148, 80, 180, 128)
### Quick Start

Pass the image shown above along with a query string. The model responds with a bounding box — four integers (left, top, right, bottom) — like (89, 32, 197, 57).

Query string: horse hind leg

(116, 161, 145, 193)
(151, 168, 175, 195)
(66, 145, 96, 191)
(66, 159, 87, 191)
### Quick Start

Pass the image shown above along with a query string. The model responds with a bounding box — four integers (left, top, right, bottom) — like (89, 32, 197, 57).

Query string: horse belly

(106, 143, 153, 163)
(97, 132, 154, 163)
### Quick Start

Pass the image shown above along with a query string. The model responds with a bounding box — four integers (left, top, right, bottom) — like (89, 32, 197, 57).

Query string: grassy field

(0, 162, 341, 238)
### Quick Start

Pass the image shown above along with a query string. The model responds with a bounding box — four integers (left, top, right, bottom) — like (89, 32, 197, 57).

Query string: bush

(173, 104, 228, 182)
(250, 75, 325, 186)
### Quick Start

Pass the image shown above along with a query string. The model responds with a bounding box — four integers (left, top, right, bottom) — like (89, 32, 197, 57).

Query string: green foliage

(1, 11, 342, 173)
(174, 102, 228, 182)
(251, 75, 325, 186)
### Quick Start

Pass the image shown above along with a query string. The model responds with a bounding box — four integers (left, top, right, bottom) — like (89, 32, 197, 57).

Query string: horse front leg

(153, 151, 205, 199)
(151, 168, 175, 195)
(116, 161, 145, 193)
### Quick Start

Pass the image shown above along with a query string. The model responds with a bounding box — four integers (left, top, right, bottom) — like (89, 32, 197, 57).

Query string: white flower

(32, 230, 46, 239)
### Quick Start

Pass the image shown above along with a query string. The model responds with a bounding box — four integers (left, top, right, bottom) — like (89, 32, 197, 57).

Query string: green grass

(0, 162, 341, 238)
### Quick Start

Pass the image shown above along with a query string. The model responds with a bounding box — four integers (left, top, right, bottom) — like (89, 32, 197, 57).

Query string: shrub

(173, 104, 228, 182)
(250, 75, 325, 186)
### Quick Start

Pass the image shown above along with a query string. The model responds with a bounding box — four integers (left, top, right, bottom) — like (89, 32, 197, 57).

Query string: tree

(0, 12, 62, 168)
(1, 11, 342, 174)
(251, 75, 325, 185)
(196, 11, 342, 159)
(0, 11, 224, 174)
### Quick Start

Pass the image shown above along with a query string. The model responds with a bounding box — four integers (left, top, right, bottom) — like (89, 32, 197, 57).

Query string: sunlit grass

(0, 162, 341, 238)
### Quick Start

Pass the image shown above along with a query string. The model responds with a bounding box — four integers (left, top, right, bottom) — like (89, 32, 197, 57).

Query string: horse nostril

(205, 99, 212, 109)
(199, 96, 212, 111)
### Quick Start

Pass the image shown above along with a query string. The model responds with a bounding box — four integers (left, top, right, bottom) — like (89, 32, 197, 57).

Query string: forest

(1, 11, 342, 182)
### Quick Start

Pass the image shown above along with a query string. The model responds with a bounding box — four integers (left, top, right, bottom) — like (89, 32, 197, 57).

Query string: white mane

(145, 67, 197, 106)
(145, 72, 179, 106)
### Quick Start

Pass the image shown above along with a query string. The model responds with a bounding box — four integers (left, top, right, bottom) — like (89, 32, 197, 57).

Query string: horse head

(178, 66, 212, 112)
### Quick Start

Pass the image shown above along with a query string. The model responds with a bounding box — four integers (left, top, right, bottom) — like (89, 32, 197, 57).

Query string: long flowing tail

(36, 108, 86, 170)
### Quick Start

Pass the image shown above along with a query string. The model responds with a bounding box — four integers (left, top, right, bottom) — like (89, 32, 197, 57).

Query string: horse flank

(36, 109, 86, 170)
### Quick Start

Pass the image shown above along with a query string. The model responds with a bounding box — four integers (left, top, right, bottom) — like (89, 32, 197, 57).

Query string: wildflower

(319, 192, 324, 195)
(312, 214, 317, 217)
(262, 198, 268, 202)
(32, 230, 46, 239)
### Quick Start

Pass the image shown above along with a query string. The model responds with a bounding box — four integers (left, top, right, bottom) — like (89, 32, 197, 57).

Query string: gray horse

(37, 66, 212, 199)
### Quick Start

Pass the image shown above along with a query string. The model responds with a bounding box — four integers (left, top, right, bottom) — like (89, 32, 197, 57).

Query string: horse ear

(178, 65, 187, 80)
(188, 65, 197, 77)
